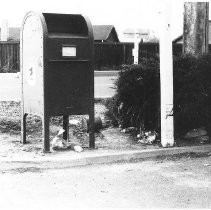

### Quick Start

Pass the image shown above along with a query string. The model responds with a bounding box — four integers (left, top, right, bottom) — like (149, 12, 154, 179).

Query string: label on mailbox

(27, 66, 36, 86)
(62, 46, 76, 57)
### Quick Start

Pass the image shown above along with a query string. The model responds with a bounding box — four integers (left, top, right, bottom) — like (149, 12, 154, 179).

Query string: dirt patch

(0, 101, 160, 158)
(98, 127, 160, 150)
(0, 101, 210, 158)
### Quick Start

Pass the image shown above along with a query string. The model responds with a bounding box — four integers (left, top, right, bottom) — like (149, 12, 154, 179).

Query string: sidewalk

(1, 143, 211, 170)
(0, 98, 211, 169)
(0, 72, 117, 101)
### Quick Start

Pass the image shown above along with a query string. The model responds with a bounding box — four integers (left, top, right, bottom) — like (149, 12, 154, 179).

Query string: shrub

(105, 54, 211, 136)
(174, 54, 211, 135)
(105, 57, 160, 132)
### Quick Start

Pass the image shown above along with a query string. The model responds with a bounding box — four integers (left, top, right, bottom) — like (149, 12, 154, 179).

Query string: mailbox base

(89, 102, 95, 149)
(21, 113, 28, 144)
(42, 115, 50, 152)
(63, 115, 69, 140)
(21, 112, 95, 152)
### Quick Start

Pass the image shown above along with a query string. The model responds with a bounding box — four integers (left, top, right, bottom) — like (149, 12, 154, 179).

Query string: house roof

(93, 25, 119, 42)
(172, 34, 183, 44)
(0, 25, 119, 42)
(173, 20, 211, 44)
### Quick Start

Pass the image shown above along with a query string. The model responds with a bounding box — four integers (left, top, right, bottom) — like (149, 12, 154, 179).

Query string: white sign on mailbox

(62, 46, 76, 57)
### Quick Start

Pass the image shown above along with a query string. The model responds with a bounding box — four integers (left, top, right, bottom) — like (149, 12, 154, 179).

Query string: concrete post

(160, 0, 174, 147)
(183, 2, 209, 55)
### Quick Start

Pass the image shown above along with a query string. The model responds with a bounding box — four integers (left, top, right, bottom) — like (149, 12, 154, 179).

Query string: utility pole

(160, 0, 174, 147)
(183, 2, 209, 55)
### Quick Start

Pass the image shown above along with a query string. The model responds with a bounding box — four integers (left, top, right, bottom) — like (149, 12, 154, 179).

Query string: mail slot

(20, 12, 95, 152)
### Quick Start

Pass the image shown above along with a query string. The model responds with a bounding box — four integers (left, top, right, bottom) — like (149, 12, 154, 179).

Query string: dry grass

(0, 101, 107, 134)
(0, 101, 151, 151)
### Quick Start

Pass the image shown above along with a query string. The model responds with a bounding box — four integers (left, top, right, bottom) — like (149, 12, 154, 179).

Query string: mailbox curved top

(21, 11, 94, 41)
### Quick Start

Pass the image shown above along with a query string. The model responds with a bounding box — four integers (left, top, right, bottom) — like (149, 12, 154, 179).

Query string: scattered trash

(69, 119, 80, 126)
(121, 127, 137, 133)
(73, 145, 83, 153)
(51, 136, 63, 149)
(147, 134, 156, 143)
(51, 129, 83, 152)
(138, 139, 145, 144)
(204, 163, 210, 166)
(51, 129, 65, 150)
(57, 128, 65, 136)
(69, 142, 83, 152)
(137, 131, 158, 144)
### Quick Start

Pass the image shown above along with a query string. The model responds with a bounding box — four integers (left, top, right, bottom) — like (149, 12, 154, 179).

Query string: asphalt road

(0, 154, 210, 209)
(0, 71, 118, 101)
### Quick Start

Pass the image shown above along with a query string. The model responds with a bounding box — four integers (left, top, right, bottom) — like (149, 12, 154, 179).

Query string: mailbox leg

(43, 115, 50, 153)
(89, 110, 95, 148)
(21, 113, 27, 144)
(63, 115, 69, 141)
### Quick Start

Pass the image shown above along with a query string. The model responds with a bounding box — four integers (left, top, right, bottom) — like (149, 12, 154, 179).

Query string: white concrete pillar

(160, 0, 174, 147)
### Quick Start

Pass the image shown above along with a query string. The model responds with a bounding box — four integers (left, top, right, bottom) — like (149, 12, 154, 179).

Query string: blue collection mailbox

(20, 12, 95, 152)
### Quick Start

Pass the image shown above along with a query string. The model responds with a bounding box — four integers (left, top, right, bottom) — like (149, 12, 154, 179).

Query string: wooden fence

(94, 42, 183, 69)
(94, 42, 134, 69)
(0, 41, 183, 72)
(0, 41, 19, 72)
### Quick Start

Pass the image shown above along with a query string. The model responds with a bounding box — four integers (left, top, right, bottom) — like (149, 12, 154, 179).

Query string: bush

(105, 54, 211, 136)
(174, 54, 211, 135)
(105, 57, 160, 132)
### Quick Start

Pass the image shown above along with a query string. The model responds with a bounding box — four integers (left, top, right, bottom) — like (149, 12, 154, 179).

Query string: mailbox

(20, 12, 95, 152)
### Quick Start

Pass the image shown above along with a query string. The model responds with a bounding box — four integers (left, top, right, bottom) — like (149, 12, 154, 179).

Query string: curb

(1, 145, 211, 170)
